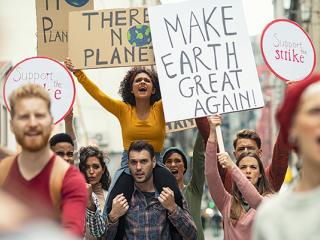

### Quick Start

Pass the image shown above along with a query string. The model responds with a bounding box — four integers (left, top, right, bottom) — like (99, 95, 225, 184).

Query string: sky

(160, 0, 274, 36)
(242, 0, 274, 36)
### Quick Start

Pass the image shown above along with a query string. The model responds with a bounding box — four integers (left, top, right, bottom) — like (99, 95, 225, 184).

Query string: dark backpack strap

(105, 172, 134, 239)
(114, 216, 126, 240)
(153, 165, 183, 208)
(169, 222, 183, 240)
(153, 165, 184, 239)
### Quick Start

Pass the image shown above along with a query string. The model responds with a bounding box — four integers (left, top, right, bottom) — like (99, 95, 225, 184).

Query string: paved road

(204, 227, 224, 240)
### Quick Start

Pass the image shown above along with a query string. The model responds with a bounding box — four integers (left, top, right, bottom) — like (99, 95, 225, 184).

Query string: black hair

(79, 146, 111, 191)
(128, 140, 155, 159)
(49, 133, 74, 147)
(162, 148, 187, 174)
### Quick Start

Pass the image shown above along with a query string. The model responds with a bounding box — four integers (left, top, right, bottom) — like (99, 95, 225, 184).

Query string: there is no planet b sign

(3, 57, 76, 124)
(260, 19, 316, 81)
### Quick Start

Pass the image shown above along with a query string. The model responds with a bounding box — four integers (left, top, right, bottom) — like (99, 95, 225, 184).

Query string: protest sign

(69, 7, 154, 69)
(166, 119, 196, 133)
(3, 57, 75, 124)
(148, 0, 264, 122)
(36, 0, 93, 61)
(261, 19, 316, 81)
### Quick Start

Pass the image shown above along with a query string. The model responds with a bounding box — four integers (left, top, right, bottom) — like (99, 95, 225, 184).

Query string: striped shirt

(86, 192, 105, 237)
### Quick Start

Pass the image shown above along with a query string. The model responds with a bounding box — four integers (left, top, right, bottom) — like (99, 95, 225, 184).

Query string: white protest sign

(261, 19, 316, 81)
(3, 57, 75, 124)
(148, 0, 264, 122)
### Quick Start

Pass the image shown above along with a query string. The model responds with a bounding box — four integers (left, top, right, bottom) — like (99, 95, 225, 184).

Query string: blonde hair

(9, 83, 51, 118)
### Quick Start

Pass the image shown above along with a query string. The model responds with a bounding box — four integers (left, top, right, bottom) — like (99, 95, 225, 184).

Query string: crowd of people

(1, 61, 320, 240)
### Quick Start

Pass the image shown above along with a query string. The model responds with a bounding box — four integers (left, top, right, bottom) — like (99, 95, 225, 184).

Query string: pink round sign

(260, 19, 316, 81)
(3, 57, 76, 124)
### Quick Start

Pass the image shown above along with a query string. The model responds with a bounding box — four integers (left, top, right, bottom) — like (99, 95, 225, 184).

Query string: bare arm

(64, 108, 77, 149)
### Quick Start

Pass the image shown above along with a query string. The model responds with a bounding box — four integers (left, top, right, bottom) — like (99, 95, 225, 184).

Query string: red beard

(15, 130, 51, 152)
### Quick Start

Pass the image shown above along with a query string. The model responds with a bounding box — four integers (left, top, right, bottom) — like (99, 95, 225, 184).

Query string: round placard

(260, 19, 316, 81)
(3, 56, 76, 124)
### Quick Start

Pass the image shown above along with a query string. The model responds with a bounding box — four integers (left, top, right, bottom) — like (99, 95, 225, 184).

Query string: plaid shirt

(86, 187, 197, 240)
(86, 192, 106, 237)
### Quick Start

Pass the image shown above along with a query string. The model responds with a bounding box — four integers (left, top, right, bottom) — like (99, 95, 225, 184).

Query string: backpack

(0, 154, 69, 218)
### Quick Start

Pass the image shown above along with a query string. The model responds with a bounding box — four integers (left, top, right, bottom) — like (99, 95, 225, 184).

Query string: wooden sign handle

(216, 125, 225, 153)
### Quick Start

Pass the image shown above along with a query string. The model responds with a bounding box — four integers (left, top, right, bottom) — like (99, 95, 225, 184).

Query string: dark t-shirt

(142, 191, 156, 205)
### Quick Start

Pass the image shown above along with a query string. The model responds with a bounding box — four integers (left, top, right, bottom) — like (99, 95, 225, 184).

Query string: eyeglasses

(55, 151, 74, 158)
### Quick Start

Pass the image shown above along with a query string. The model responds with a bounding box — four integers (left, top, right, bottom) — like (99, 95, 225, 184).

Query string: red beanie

(277, 73, 320, 146)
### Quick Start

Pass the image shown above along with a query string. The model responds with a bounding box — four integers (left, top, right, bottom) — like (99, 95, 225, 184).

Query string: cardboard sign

(36, 0, 93, 61)
(148, 0, 264, 122)
(3, 57, 76, 124)
(261, 19, 316, 81)
(166, 119, 196, 133)
(69, 7, 155, 69)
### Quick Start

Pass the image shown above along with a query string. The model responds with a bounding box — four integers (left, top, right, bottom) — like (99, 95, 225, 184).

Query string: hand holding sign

(207, 114, 225, 153)
(217, 152, 234, 170)
(64, 58, 78, 73)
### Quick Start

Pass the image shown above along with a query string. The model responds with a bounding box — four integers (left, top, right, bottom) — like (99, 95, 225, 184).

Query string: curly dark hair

(118, 67, 161, 105)
(79, 146, 111, 191)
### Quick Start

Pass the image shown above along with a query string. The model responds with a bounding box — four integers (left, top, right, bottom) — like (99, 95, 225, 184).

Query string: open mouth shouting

(170, 169, 179, 176)
(138, 86, 147, 92)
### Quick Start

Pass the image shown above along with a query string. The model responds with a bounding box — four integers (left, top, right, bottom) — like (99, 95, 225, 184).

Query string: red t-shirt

(3, 155, 88, 236)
